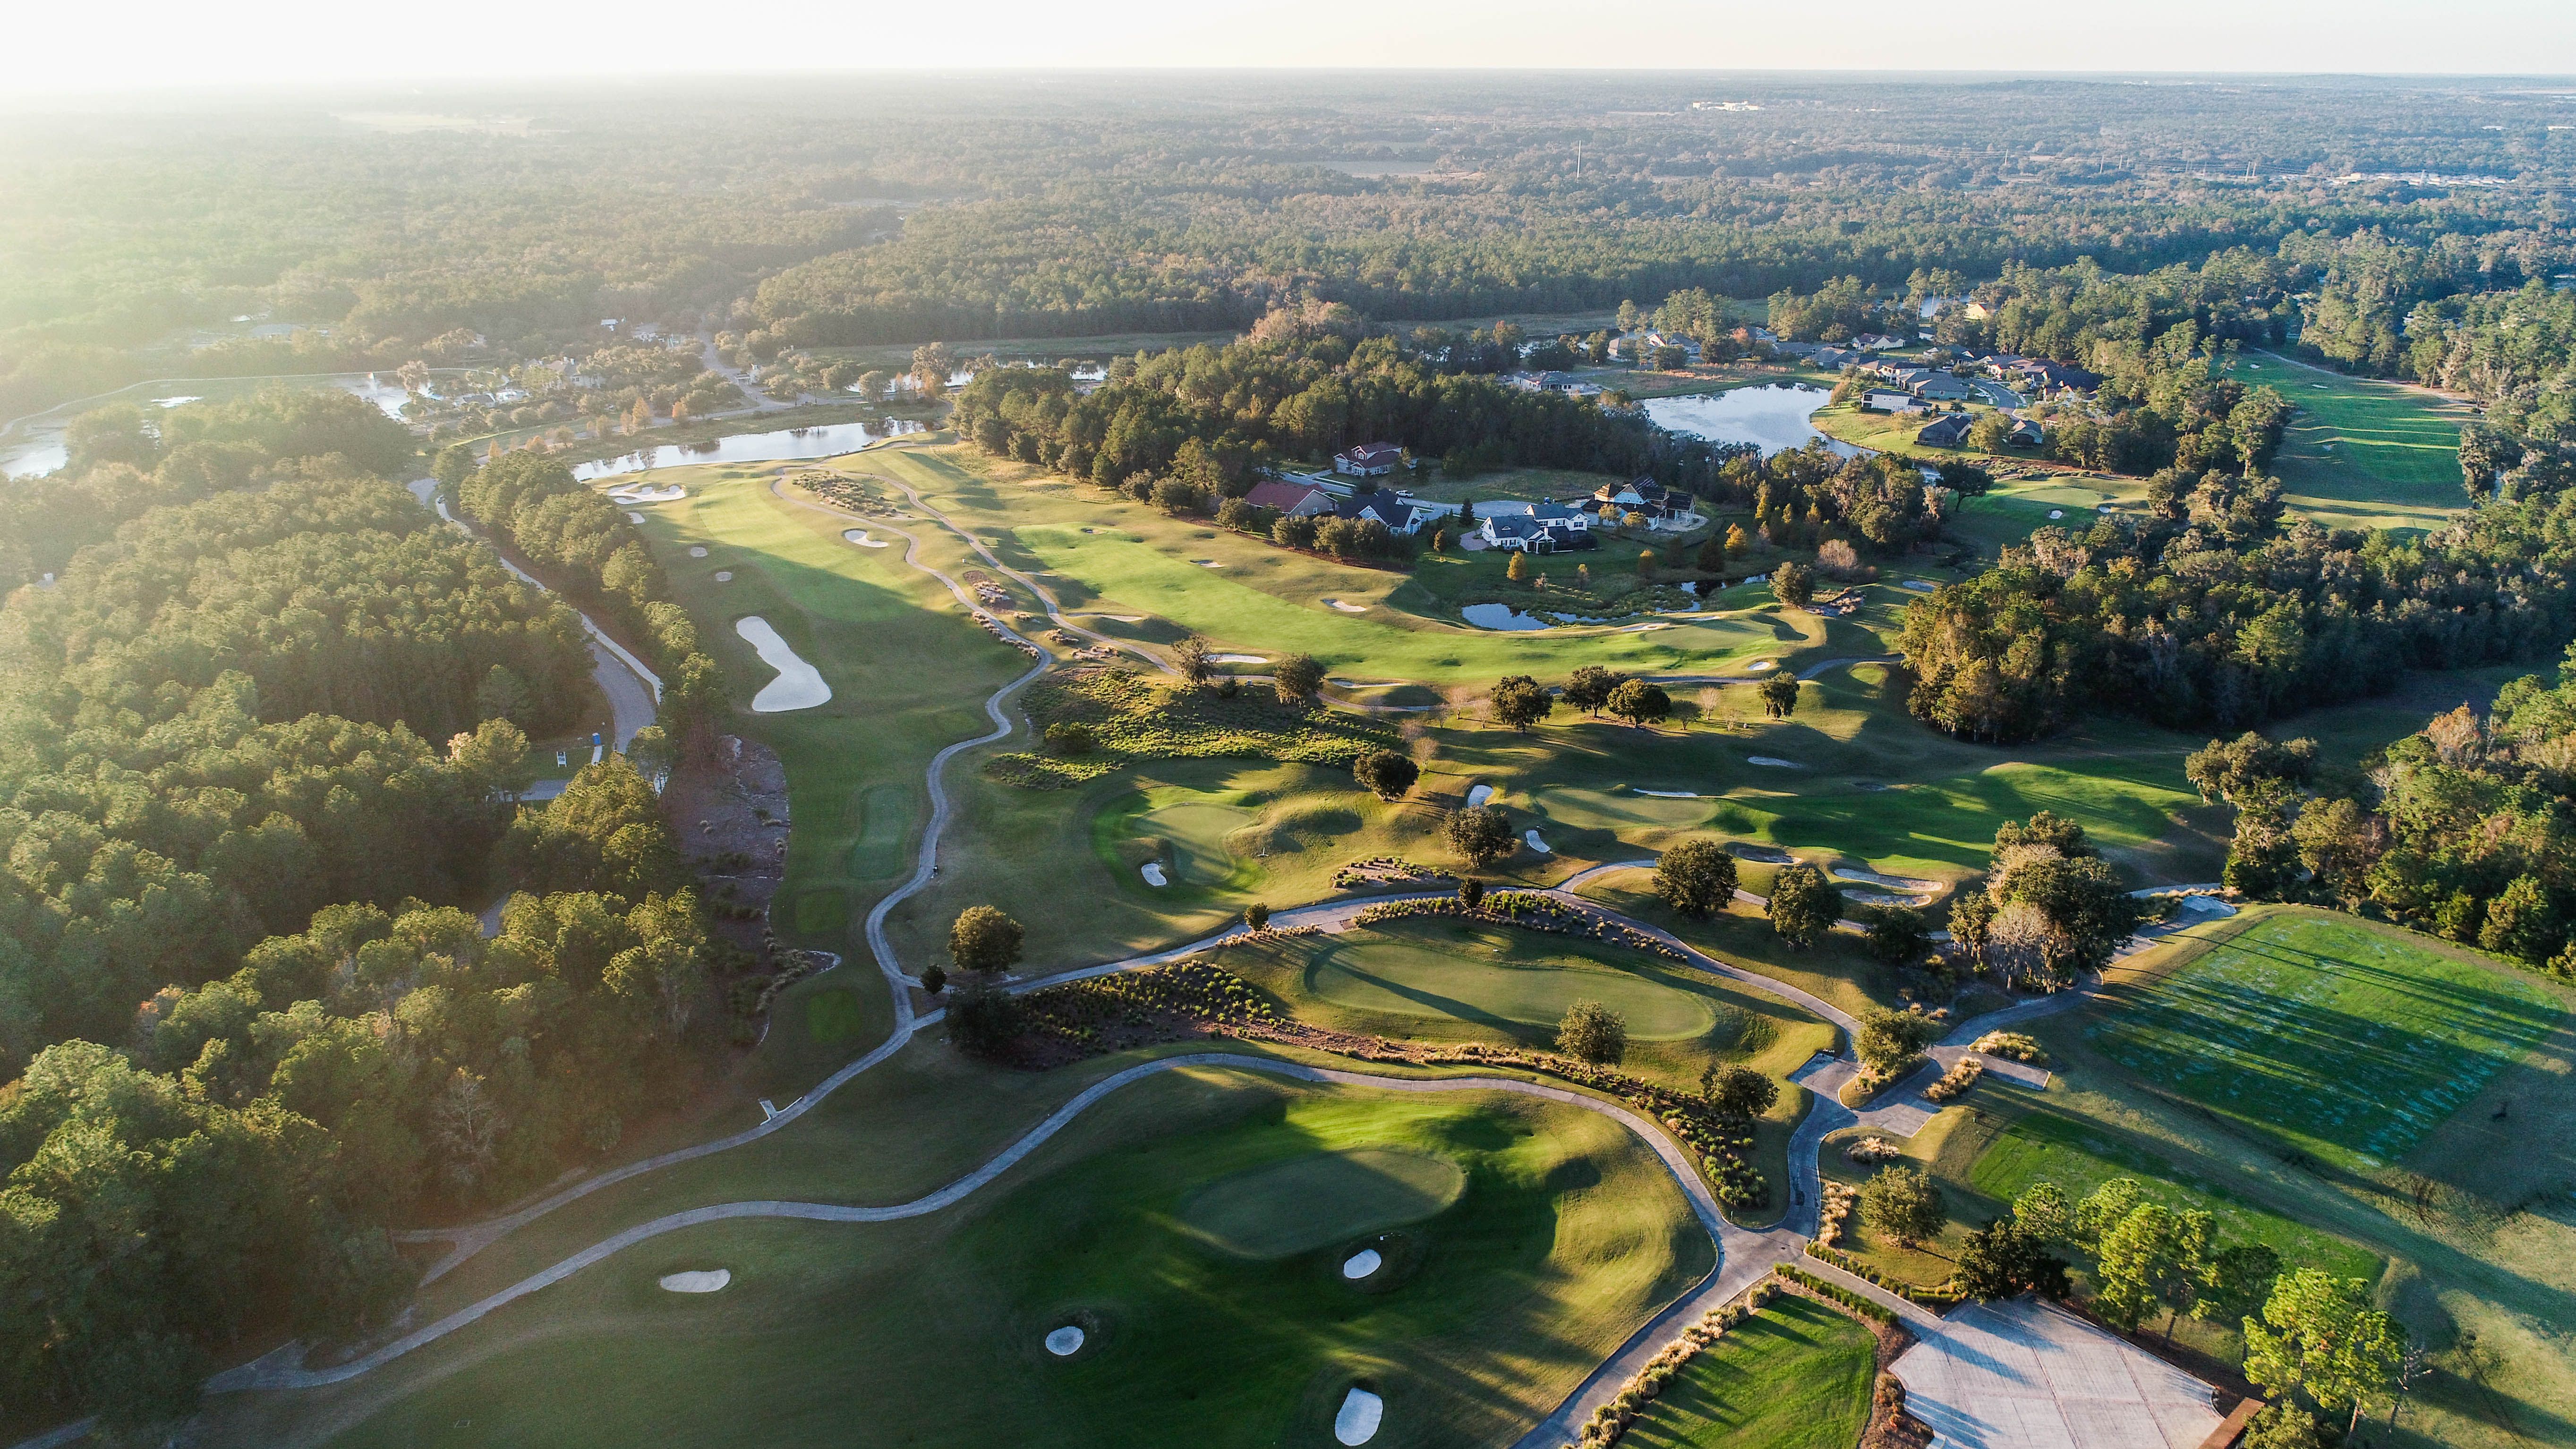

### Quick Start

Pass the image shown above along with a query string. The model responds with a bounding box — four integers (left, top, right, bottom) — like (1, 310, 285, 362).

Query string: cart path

(210, 1054, 1782, 1393)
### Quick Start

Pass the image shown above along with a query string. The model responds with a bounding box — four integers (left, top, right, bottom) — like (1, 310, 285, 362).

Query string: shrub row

(1802, 1245, 1962, 1309)
(1921, 1057, 1984, 1103)
(1352, 893, 1685, 961)
(1570, 1278, 1787, 1449)
(1969, 1030, 2047, 1065)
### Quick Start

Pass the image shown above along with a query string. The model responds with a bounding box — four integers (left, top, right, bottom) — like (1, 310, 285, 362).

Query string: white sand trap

(1211, 653, 1269, 664)
(1466, 784, 1496, 808)
(734, 616, 832, 712)
(2048, 509, 2064, 519)
(1634, 789, 1701, 798)
(1746, 660, 1779, 672)
(1336, 1388, 1384, 1446)
(1834, 866, 1939, 892)
(626, 511, 645, 523)
(842, 528, 889, 547)
(1079, 613, 1144, 622)
(659, 1270, 730, 1293)
(1524, 829, 1552, 854)
(1903, 579, 1940, 592)
(1044, 1326, 1085, 1356)
(610, 483, 686, 504)
(1322, 598, 1370, 613)
(1141, 862, 1169, 886)
(689, 546, 709, 557)
(1194, 560, 1224, 567)
(1747, 756, 1806, 769)
(1341, 1249, 1383, 1279)
(714, 571, 733, 581)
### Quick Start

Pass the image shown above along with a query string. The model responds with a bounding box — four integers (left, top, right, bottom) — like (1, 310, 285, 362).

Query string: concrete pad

(1894, 1298, 2222, 1449)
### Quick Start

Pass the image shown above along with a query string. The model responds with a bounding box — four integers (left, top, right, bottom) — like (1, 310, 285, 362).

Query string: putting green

(2090, 910, 2563, 1169)
(1534, 785, 1719, 832)
(1180, 1147, 1468, 1257)
(1304, 938, 1720, 1040)
(1142, 801, 1260, 885)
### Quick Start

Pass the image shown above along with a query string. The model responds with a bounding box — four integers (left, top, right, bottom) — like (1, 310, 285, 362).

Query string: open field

(1618, 1295, 1876, 1449)
(218, 1071, 1708, 1449)
(2237, 352, 2471, 533)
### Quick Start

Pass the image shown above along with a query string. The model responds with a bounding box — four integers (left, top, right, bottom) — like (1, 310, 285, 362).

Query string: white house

(1333, 442, 1405, 477)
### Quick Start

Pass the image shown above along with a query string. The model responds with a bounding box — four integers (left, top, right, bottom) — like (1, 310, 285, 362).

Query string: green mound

(2090, 911, 2563, 1169)
(1305, 938, 1720, 1040)
(1180, 1146, 1467, 1257)
(1140, 801, 1259, 885)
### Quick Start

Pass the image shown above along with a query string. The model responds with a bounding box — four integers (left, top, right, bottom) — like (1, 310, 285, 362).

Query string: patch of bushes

(987, 666, 1399, 788)
(1921, 1056, 1984, 1103)
(1970, 1030, 2047, 1065)
(1353, 892, 1683, 959)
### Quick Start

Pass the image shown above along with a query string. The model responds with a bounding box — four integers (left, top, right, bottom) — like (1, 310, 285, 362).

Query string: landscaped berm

(274, 1075, 1711, 1449)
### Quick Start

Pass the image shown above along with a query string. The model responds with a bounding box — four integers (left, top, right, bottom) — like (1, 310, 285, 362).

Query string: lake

(1644, 383, 1862, 457)
(571, 419, 923, 480)
(1, 371, 418, 480)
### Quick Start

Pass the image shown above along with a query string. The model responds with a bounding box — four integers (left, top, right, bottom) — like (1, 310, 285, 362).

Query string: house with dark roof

(1244, 479, 1335, 517)
(1916, 414, 1973, 448)
(1334, 487, 1427, 535)
(1479, 514, 1598, 553)
(1478, 500, 1592, 532)
(1912, 373, 1973, 401)
(2005, 418, 2045, 448)
(2007, 360, 2100, 396)
(1333, 442, 1405, 477)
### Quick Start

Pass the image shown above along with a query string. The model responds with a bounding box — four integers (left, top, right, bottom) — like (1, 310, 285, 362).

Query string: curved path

(209, 1053, 1777, 1393)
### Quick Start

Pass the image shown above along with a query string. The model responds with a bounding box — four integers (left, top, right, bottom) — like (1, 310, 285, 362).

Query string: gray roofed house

(1916, 414, 1973, 447)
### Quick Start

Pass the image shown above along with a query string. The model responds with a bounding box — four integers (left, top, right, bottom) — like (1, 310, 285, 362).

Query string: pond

(571, 419, 923, 480)
(1, 370, 420, 480)
(1644, 383, 1863, 458)
(1459, 602, 1550, 631)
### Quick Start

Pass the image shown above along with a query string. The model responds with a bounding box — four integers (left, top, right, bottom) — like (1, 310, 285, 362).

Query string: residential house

(2006, 360, 2100, 396)
(1852, 333, 1907, 352)
(2005, 418, 2045, 448)
(1916, 414, 1973, 448)
(1334, 487, 1428, 535)
(1864, 391, 1926, 413)
(1591, 477, 1699, 525)
(1911, 373, 1973, 402)
(1333, 442, 1405, 477)
(1477, 500, 1593, 532)
(1479, 515, 1597, 553)
(1244, 479, 1336, 518)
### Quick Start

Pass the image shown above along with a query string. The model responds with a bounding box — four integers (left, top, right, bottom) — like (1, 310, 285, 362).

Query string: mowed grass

(2235, 351, 2468, 532)
(2088, 910, 2564, 1170)
(280, 1074, 1709, 1449)
(1180, 1147, 1467, 1256)
(1618, 1296, 1875, 1449)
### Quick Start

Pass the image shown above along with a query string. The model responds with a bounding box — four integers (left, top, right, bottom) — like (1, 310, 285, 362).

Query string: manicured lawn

(2235, 352, 2468, 533)
(297, 1075, 1710, 1449)
(1620, 1295, 1876, 1449)
(2088, 911, 2564, 1170)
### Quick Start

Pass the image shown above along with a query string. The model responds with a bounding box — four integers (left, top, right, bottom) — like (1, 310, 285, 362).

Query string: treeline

(950, 306, 1735, 492)
(0, 395, 728, 1427)
(445, 449, 727, 748)
(1899, 470, 2576, 741)
(2202, 656, 2576, 977)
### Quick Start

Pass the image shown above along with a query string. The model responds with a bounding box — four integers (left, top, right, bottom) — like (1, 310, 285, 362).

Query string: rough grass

(1618, 1295, 1877, 1449)
(2088, 912, 2564, 1170)
(261, 1073, 1708, 1449)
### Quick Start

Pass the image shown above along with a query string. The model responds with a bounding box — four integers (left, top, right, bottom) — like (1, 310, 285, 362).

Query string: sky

(13, 0, 2576, 95)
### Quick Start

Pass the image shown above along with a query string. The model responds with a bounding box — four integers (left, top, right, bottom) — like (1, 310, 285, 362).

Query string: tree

(1655, 839, 1740, 919)
(1771, 559, 1814, 608)
(2243, 1269, 2406, 1435)
(474, 664, 533, 728)
(1637, 548, 1658, 580)
(1273, 653, 1325, 706)
(434, 443, 478, 488)
(947, 975, 1025, 1058)
(2073, 1178, 2145, 1252)
(911, 341, 956, 392)
(1563, 665, 1623, 716)
(1955, 1216, 2070, 1301)
(1490, 674, 1554, 731)
(1245, 903, 1271, 932)
(2012, 1181, 2073, 1244)
(1445, 807, 1516, 868)
(1558, 1000, 1628, 1063)
(1704, 1063, 1778, 1120)
(1458, 877, 1485, 909)
(948, 905, 1025, 974)
(1855, 1006, 1936, 1073)
(1174, 635, 1215, 687)
(2093, 1202, 2212, 1337)
(1947, 890, 1996, 967)
(1605, 679, 1672, 729)
(1506, 550, 1532, 584)
(1759, 672, 1801, 719)
(2197, 1244, 2283, 1361)
(1860, 1166, 1945, 1248)
(1352, 750, 1420, 800)
(921, 964, 947, 994)
(2240, 1406, 2326, 1449)
(1695, 535, 1726, 572)
(1766, 864, 1841, 948)
(1865, 904, 1929, 965)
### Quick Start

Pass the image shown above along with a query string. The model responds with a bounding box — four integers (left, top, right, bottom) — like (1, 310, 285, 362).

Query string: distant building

(1480, 515, 1597, 553)
(2006, 360, 2101, 396)
(1244, 479, 1335, 517)
(1852, 333, 1907, 352)
(1592, 477, 1698, 525)
(1334, 487, 1428, 535)
(1477, 500, 1593, 532)
(1865, 391, 1926, 413)
(1916, 414, 1973, 448)
(1912, 374, 1973, 401)
(1333, 442, 1405, 477)
(2005, 418, 2046, 448)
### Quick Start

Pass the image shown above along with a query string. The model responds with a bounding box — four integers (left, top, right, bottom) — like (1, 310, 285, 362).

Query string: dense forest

(0, 391, 727, 1425)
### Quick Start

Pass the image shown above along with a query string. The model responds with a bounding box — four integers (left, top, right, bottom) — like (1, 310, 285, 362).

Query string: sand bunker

(1079, 613, 1144, 622)
(1193, 559, 1224, 567)
(1747, 756, 1806, 769)
(1044, 1326, 1085, 1356)
(1341, 1248, 1383, 1279)
(1902, 579, 1940, 592)
(1210, 653, 1269, 664)
(1336, 1388, 1384, 1446)
(842, 528, 888, 547)
(626, 511, 645, 523)
(658, 1270, 730, 1293)
(1833, 866, 1939, 893)
(1524, 829, 1552, 854)
(608, 483, 685, 504)
(689, 546, 709, 557)
(714, 571, 733, 581)
(1466, 784, 1496, 808)
(2048, 509, 2064, 520)
(1634, 789, 1701, 798)
(1141, 862, 1169, 886)
(1322, 598, 1370, 613)
(734, 617, 832, 712)
(1746, 660, 1779, 672)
